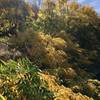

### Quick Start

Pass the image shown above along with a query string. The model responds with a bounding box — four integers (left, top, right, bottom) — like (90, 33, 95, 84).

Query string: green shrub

(0, 58, 54, 99)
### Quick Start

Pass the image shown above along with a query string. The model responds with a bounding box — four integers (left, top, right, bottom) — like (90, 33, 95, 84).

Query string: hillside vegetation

(0, 0, 100, 100)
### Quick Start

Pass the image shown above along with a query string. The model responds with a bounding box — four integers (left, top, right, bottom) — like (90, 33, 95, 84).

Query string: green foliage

(0, 58, 54, 99)
(0, 1, 100, 99)
(35, 1, 100, 50)
(0, 0, 34, 32)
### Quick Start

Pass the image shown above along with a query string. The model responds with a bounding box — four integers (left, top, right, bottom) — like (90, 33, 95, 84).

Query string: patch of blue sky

(78, 0, 100, 13)
(78, 0, 93, 4)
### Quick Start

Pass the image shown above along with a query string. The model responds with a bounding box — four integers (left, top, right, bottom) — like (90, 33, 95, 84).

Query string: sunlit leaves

(0, 58, 54, 99)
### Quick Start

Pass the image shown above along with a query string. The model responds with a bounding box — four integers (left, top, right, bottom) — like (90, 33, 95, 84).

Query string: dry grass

(9, 32, 67, 67)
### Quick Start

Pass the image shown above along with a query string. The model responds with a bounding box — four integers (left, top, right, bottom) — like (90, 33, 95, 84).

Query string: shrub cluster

(0, 58, 54, 99)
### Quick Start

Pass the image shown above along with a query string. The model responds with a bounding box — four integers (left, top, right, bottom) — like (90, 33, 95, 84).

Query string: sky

(77, 0, 100, 13)
(26, 0, 100, 13)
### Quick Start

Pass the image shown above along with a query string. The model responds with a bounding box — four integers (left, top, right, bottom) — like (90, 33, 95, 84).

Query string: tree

(0, 0, 35, 32)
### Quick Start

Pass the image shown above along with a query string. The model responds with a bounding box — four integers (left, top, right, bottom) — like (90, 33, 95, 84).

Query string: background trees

(0, 0, 36, 33)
